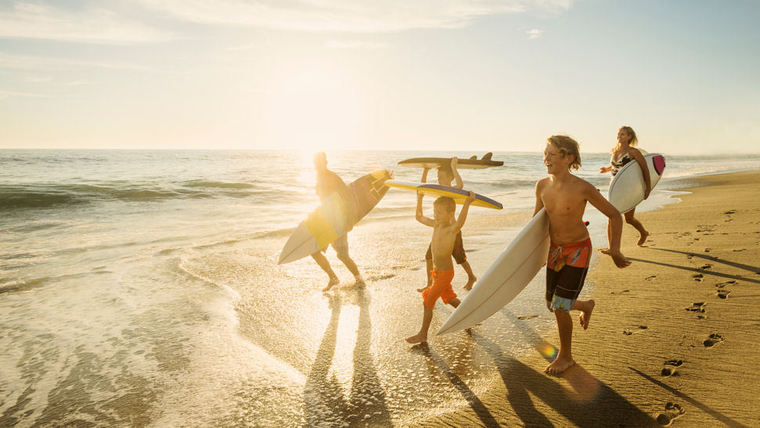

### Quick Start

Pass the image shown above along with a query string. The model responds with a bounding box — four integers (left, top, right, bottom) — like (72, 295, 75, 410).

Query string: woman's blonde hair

(547, 135, 581, 170)
(616, 126, 638, 150)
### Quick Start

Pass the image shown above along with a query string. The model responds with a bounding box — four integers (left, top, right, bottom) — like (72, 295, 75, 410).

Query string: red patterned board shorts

(422, 269, 457, 309)
(546, 238, 592, 312)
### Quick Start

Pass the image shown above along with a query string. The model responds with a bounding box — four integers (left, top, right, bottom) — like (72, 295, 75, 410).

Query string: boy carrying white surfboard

(535, 135, 630, 375)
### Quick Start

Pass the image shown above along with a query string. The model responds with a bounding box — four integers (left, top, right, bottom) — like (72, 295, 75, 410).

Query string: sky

(0, 0, 758, 154)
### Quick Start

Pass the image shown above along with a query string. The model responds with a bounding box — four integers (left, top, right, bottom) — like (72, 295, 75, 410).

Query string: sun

(259, 59, 366, 151)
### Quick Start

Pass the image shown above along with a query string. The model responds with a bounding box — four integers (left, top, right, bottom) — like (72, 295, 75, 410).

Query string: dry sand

(420, 170, 760, 427)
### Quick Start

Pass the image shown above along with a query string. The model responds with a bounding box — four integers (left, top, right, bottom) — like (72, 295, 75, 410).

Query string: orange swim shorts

(422, 269, 457, 309)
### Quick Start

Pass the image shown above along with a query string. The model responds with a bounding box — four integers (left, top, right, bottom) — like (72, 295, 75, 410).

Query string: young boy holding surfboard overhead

(420, 157, 478, 291)
(535, 136, 630, 375)
(600, 126, 652, 246)
(406, 190, 476, 344)
(311, 152, 364, 291)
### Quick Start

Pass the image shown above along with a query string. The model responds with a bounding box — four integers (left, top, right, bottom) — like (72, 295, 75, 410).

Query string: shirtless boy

(419, 157, 478, 291)
(535, 136, 630, 375)
(406, 191, 476, 344)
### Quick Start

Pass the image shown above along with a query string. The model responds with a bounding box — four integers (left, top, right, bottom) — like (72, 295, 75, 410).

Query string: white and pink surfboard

(608, 153, 666, 214)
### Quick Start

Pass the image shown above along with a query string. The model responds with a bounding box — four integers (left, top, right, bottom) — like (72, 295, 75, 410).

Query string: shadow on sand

(303, 288, 392, 427)
(410, 342, 501, 427)
(646, 247, 760, 276)
(627, 253, 760, 285)
(629, 367, 748, 428)
(484, 309, 658, 426)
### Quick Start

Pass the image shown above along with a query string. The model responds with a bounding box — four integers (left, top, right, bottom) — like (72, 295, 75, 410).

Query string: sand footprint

(517, 315, 539, 320)
(715, 280, 736, 288)
(692, 273, 703, 282)
(661, 359, 683, 377)
(656, 402, 686, 426)
(367, 273, 396, 281)
(699, 264, 712, 270)
(623, 326, 648, 335)
(716, 289, 731, 299)
(645, 275, 657, 281)
(685, 302, 706, 313)
(703, 333, 724, 348)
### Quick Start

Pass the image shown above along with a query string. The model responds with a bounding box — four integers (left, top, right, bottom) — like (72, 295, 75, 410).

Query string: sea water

(1, 149, 758, 426)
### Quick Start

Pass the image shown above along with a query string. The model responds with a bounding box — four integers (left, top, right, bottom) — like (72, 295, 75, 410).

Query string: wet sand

(422, 170, 760, 427)
(148, 171, 759, 427)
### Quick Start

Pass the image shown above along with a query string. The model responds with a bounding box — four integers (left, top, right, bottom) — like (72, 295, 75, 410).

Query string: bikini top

(610, 152, 632, 176)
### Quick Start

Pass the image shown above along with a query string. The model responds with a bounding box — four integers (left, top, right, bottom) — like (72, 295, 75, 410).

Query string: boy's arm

(585, 183, 631, 268)
(421, 167, 429, 184)
(533, 180, 545, 216)
(415, 192, 435, 227)
(451, 157, 463, 189)
(629, 148, 651, 199)
(455, 191, 476, 230)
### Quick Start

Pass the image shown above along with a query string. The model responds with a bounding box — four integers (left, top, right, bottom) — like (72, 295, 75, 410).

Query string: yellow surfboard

(384, 181, 502, 210)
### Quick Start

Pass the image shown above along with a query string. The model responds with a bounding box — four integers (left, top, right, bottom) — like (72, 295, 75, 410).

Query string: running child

(406, 190, 476, 344)
(419, 157, 478, 291)
(536, 135, 630, 375)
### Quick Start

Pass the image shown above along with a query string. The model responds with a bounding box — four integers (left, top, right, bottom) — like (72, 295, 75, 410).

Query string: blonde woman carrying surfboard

(600, 126, 651, 246)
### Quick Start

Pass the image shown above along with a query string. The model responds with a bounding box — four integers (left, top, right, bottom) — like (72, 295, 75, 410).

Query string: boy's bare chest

(542, 186, 585, 216)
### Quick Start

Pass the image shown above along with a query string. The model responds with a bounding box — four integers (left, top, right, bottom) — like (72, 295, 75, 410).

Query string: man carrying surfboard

(406, 190, 476, 344)
(420, 157, 478, 291)
(311, 152, 364, 291)
(536, 136, 630, 375)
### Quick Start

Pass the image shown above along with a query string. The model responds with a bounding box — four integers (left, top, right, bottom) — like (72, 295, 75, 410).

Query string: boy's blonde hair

(434, 196, 456, 213)
(547, 135, 581, 170)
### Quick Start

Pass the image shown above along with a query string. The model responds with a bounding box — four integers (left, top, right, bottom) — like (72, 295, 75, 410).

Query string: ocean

(2, 149, 759, 426)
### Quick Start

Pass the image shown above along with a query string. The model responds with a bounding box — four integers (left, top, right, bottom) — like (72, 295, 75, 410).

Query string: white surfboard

(608, 153, 666, 214)
(437, 209, 550, 335)
(278, 170, 391, 265)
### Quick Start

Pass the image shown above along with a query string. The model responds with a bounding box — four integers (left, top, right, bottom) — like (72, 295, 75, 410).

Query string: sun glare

(260, 60, 366, 151)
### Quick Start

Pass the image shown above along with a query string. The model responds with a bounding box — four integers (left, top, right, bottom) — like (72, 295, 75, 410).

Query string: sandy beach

(422, 170, 760, 427)
(3, 156, 759, 427)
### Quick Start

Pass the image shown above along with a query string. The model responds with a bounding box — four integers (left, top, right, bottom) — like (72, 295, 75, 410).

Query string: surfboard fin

(468, 155, 477, 160)
(482, 152, 493, 161)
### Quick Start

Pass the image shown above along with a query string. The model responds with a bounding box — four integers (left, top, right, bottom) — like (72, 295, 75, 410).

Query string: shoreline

(419, 170, 760, 427)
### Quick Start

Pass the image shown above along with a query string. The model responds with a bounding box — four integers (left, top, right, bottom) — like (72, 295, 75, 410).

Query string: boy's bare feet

(322, 277, 339, 292)
(579, 299, 595, 330)
(464, 276, 476, 291)
(405, 333, 427, 344)
(354, 276, 366, 287)
(545, 356, 575, 375)
(637, 231, 650, 246)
